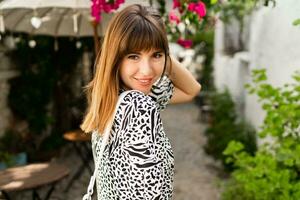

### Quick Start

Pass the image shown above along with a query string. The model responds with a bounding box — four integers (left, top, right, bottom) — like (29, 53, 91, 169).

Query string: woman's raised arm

(167, 55, 202, 104)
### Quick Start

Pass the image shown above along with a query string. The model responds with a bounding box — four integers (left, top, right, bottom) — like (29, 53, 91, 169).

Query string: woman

(80, 4, 201, 199)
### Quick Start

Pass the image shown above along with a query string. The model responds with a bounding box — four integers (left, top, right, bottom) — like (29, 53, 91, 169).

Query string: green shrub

(222, 69, 300, 200)
(204, 89, 257, 171)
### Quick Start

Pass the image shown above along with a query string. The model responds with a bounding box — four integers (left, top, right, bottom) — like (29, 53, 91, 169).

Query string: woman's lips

(134, 78, 153, 86)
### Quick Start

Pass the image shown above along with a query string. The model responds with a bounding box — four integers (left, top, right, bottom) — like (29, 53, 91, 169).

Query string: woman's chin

(137, 89, 151, 95)
(133, 86, 152, 95)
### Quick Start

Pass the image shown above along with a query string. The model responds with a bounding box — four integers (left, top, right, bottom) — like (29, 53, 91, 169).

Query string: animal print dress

(91, 75, 175, 200)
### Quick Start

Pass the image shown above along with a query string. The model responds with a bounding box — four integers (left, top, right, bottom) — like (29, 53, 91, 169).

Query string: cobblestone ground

(2, 102, 222, 200)
(161, 103, 222, 200)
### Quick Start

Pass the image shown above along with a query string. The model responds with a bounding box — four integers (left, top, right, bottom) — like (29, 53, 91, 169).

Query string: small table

(0, 163, 69, 200)
(63, 129, 93, 192)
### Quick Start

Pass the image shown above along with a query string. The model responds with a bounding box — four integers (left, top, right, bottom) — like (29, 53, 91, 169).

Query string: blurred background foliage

(204, 89, 257, 172)
(222, 69, 300, 199)
(1, 34, 94, 162)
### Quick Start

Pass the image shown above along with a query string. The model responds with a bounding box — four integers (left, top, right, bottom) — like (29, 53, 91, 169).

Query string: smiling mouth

(134, 78, 153, 85)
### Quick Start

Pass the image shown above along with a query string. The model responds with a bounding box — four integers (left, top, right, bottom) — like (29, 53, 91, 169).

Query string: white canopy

(0, 0, 151, 37)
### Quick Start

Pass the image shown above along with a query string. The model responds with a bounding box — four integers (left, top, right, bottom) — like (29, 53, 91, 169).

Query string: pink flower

(103, 4, 112, 12)
(177, 38, 193, 48)
(91, 0, 101, 22)
(169, 11, 180, 24)
(173, 0, 181, 9)
(195, 2, 206, 17)
(113, 0, 125, 9)
(187, 2, 196, 11)
(91, 0, 125, 22)
(188, 1, 206, 18)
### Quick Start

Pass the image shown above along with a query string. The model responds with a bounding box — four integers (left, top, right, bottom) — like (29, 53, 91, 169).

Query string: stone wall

(213, 0, 300, 129)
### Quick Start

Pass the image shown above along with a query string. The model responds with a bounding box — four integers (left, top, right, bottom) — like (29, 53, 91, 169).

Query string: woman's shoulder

(120, 90, 157, 111)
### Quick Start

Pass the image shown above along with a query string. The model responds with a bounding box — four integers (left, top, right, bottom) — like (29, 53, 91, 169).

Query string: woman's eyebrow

(127, 51, 141, 55)
(149, 49, 163, 53)
(126, 50, 164, 55)
(155, 48, 165, 52)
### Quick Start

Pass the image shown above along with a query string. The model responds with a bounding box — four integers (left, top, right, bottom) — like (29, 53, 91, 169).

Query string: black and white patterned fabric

(91, 75, 175, 199)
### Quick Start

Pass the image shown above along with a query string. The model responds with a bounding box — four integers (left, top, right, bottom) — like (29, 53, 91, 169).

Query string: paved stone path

(3, 102, 222, 200)
(161, 103, 222, 200)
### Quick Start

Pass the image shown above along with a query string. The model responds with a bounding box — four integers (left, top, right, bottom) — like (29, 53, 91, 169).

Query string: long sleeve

(92, 90, 174, 200)
(148, 75, 174, 111)
(117, 91, 165, 199)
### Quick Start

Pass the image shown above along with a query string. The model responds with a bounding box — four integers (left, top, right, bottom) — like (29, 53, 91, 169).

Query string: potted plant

(0, 128, 28, 170)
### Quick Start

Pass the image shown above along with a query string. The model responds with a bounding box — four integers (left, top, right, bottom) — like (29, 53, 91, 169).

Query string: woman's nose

(139, 58, 153, 75)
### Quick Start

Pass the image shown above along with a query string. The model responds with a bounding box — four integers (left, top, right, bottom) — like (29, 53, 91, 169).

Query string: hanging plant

(166, 0, 210, 48)
(91, 0, 125, 22)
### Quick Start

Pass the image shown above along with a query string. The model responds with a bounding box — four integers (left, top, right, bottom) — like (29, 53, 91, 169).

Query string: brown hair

(80, 4, 171, 135)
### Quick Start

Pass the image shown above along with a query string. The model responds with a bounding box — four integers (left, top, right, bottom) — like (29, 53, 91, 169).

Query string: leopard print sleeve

(92, 90, 174, 199)
(117, 91, 174, 199)
(148, 75, 174, 111)
(120, 93, 165, 199)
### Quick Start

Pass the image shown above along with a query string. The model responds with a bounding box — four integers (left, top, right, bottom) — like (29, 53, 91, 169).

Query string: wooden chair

(63, 129, 91, 142)
(63, 129, 93, 192)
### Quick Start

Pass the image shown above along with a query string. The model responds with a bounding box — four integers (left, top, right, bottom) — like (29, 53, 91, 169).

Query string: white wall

(214, 0, 300, 130)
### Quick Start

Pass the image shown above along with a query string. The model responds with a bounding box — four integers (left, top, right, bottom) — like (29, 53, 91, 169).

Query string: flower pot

(0, 152, 27, 170)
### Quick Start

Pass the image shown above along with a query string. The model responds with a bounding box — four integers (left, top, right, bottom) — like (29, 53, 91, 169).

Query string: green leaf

(223, 140, 245, 156)
(211, 0, 218, 5)
(293, 18, 300, 26)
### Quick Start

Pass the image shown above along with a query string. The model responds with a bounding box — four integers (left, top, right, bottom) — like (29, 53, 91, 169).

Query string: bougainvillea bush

(161, 0, 211, 49)
(91, 0, 125, 22)
(156, 0, 276, 49)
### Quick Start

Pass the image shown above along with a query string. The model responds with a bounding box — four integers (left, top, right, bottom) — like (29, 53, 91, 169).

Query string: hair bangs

(120, 17, 167, 56)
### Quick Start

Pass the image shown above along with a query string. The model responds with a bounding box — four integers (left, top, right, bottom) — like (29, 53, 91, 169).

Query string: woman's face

(119, 49, 165, 94)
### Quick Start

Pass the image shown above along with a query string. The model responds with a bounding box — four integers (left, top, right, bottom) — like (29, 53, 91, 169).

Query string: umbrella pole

(92, 20, 99, 54)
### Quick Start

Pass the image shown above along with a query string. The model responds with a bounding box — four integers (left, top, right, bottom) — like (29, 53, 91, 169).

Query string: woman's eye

(153, 53, 163, 59)
(127, 55, 139, 60)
